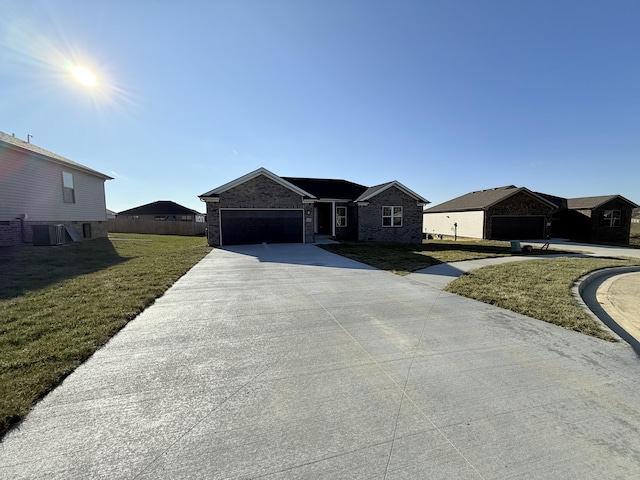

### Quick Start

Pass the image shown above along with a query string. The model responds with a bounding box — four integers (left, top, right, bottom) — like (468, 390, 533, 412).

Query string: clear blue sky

(2, 0, 639, 213)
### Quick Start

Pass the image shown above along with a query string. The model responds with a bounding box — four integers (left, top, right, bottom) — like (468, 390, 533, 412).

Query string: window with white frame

(382, 206, 403, 227)
(601, 210, 621, 227)
(62, 172, 75, 203)
(336, 206, 347, 227)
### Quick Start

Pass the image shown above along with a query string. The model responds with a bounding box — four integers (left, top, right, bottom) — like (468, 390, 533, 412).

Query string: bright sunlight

(71, 66, 97, 87)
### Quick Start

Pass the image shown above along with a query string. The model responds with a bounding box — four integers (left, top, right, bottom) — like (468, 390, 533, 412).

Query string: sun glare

(71, 66, 97, 87)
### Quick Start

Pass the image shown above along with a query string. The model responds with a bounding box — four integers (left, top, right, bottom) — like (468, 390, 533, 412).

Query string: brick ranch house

(199, 167, 429, 247)
(424, 185, 638, 244)
(0, 131, 112, 247)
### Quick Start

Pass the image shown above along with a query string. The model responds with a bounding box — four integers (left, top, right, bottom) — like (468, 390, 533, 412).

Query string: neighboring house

(540, 194, 639, 244)
(423, 186, 557, 240)
(424, 185, 639, 244)
(198, 167, 429, 247)
(117, 200, 205, 222)
(0, 131, 112, 247)
(106, 209, 117, 219)
(632, 208, 640, 224)
(109, 200, 206, 236)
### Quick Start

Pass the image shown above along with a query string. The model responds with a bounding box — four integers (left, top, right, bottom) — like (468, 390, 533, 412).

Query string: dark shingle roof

(425, 186, 525, 213)
(0, 131, 112, 180)
(282, 177, 368, 200)
(118, 201, 202, 216)
(566, 195, 638, 210)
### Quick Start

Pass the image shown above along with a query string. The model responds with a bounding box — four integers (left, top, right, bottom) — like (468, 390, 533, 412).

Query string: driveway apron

(1, 244, 640, 479)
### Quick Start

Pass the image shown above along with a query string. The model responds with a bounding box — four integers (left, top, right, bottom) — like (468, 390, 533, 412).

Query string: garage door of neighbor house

(491, 216, 545, 240)
(220, 209, 304, 246)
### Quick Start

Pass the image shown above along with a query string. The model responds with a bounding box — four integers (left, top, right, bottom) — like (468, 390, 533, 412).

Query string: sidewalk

(407, 246, 640, 347)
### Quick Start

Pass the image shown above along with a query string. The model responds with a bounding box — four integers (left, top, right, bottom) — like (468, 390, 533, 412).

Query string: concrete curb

(572, 266, 640, 354)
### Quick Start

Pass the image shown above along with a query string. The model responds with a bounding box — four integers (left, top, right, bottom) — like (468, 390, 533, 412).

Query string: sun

(71, 66, 97, 87)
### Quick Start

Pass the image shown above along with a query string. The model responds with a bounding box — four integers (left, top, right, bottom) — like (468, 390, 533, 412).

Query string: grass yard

(319, 239, 556, 275)
(0, 234, 211, 438)
(445, 257, 640, 341)
(321, 240, 640, 341)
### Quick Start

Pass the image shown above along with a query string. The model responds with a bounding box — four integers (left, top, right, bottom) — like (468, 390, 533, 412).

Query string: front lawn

(0, 234, 211, 438)
(321, 240, 640, 341)
(319, 239, 548, 275)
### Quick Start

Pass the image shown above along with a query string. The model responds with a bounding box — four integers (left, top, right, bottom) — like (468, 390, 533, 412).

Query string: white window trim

(336, 206, 347, 227)
(382, 206, 403, 227)
(602, 210, 621, 227)
(62, 171, 75, 204)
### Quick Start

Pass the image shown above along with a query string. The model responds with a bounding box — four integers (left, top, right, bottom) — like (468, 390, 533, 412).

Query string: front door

(316, 203, 332, 234)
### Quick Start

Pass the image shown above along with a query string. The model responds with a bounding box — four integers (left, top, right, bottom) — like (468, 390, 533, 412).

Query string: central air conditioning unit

(32, 224, 66, 246)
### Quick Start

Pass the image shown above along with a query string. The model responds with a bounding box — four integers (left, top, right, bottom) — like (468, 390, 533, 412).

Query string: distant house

(424, 185, 638, 244)
(199, 167, 429, 247)
(106, 209, 117, 219)
(109, 200, 206, 236)
(0, 131, 112, 247)
(422, 186, 556, 240)
(541, 194, 639, 244)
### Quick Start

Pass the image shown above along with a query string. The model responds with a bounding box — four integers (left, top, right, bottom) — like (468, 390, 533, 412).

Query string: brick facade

(357, 186, 423, 244)
(485, 191, 554, 239)
(0, 220, 22, 247)
(205, 175, 314, 247)
(590, 199, 634, 244)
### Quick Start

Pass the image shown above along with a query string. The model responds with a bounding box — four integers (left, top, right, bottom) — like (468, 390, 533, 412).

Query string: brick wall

(0, 220, 22, 247)
(485, 191, 554, 239)
(205, 175, 314, 247)
(590, 200, 634, 244)
(357, 187, 423, 244)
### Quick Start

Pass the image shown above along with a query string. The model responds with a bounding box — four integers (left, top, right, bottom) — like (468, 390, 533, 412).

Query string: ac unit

(32, 224, 66, 246)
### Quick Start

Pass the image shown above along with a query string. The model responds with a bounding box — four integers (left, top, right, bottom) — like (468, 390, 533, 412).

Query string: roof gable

(425, 186, 556, 213)
(355, 181, 430, 204)
(566, 195, 639, 210)
(199, 167, 315, 199)
(0, 131, 112, 180)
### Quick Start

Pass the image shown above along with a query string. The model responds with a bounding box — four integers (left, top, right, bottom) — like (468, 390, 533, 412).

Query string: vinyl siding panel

(0, 146, 108, 222)
(423, 210, 484, 239)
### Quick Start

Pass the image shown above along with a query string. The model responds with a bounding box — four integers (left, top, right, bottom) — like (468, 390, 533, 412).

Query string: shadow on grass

(0, 238, 128, 301)
(319, 240, 578, 274)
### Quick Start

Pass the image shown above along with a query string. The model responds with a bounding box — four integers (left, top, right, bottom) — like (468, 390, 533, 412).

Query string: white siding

(423, 210, 485, 239)
(0, 147, 108, 222)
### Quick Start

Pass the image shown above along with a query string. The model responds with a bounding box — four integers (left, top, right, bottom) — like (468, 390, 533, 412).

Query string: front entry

(315, 203, 332, 234)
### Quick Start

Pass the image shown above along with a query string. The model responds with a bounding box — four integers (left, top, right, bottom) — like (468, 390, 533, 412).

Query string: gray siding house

(0, 131, 112, 246)
(199, 168, 429, 247)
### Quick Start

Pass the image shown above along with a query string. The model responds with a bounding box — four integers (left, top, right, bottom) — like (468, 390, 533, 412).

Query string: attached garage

(220, 209, 304, 246)
(490, 216, 545, 240)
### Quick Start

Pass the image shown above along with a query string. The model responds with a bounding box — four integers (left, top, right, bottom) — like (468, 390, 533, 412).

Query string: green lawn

(319, 239, 524, 275)
(0, 234, 211, 438)
(321, 239, 640, 341)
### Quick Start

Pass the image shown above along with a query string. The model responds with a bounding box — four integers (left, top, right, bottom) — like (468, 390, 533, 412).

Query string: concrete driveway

(2, 244, 640, 479)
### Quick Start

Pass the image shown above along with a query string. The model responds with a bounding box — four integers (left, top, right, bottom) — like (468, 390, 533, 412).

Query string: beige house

(0, 131, 112, 246)
(423, 186, 556, 240)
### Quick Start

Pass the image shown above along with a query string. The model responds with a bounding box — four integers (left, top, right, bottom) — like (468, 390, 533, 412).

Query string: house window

(601, 210, 621, 227)
(382, 206, 403, 227)
(62, 172, 75, 203)
(336, 207, 347, 227)
(155, 216, 167, 221)
(181, 215, 192, 222)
